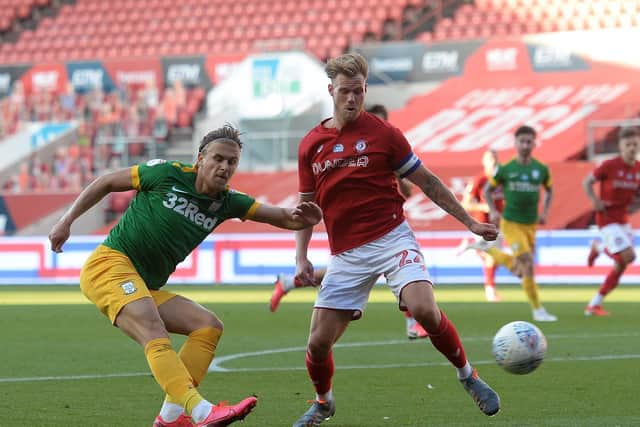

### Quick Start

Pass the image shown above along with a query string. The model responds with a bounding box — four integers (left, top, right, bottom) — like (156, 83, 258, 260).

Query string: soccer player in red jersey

(270, 104, 428, 340)
(49, 125, 322, 427)
(583, 126, 640, 316)
(291, 53, 500, 426)
(458, 149, 504, 301)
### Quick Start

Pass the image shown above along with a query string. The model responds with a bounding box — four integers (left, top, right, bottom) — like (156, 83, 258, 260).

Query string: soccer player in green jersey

(48, 124, 322, 427)
(477, 125, 558, 322)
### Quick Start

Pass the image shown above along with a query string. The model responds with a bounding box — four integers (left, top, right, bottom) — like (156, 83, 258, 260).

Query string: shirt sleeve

(543, 165, 552, 188)
(389, 125, 421, 178)
(592, 161, 609, 181)
(136, 159, 171, 191)
(227, 189, 260, 220)
(488, 165, 502, 187)
(298, 135, 316, 195)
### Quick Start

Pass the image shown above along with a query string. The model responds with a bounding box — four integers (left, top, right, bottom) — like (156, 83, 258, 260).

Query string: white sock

(589, 293, 604, 307)
(406, 316, 416, 329)
(457, 361, 473, 380)
(190, 400, 214, 424)
(281, 274, 296, 292)
(316, 389, 333, 402)
(158, 401, 184, 422)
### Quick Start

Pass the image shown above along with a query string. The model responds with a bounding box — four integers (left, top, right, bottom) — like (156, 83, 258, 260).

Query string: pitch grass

(1, 285, 639, 426)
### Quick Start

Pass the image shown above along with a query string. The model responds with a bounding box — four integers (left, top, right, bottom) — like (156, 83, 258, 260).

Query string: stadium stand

(423, 0, 640, 42)
(0, 0, 430, 63)
(0, 0, 50, 35)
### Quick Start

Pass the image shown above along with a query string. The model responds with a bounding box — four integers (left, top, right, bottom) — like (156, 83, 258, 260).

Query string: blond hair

(325, 53, 369, 80)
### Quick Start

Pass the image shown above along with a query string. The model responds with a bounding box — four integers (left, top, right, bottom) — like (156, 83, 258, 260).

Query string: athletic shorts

(600, 223, 633, 254)
(315, 221, 431, 318)
(500, 218, 536, 257)
(80, 244, 177, 324)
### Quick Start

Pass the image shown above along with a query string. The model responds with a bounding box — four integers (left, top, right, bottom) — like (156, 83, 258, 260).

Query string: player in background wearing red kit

(458, 149, 504, 302)
(583, 126, 640, 316)
(291, 53, 500, 426)
(270, 104, 428, 340)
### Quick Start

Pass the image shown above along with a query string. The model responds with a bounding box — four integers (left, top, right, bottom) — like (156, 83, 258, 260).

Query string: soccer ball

(492, 321, 547, 375)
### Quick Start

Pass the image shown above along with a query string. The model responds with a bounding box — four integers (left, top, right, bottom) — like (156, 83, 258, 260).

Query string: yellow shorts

(80, 245, 178, 324)
(500, 218, 536, 257)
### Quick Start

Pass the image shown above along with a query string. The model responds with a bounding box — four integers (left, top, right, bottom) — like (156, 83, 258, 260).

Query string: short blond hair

(325, 53, 369, 80)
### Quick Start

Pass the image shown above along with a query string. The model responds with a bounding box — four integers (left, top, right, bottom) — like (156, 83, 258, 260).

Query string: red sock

(483, 264, 497, 288)
(599, 254, 624, 296)
(426, 310, 467, 368)
(305, 350, 334, 395)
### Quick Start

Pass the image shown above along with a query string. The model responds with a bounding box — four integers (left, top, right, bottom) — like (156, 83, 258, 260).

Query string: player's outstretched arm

(407, 165, 498, 241)
(294, 193, 316, 285)
(48, 168, 135, 253)
(251, 202, 322, 230)
(539, 186, 553, 225)
(583, 174, 605, 212)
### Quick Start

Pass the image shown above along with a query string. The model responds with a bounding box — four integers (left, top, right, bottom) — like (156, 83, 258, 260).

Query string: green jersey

(489, 158, 551, 224)
(103, 159, 259, 289)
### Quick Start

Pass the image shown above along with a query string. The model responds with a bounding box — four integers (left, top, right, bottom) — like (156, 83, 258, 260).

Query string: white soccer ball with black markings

(492, 321, 547, 375)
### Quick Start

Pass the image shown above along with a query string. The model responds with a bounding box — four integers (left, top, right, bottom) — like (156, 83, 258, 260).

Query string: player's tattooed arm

(407, 165, 475, 228)
(407, 165, 498, 241)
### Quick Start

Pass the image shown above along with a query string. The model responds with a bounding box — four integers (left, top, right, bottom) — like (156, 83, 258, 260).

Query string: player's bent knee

(623, 250, 636, 265)
(410, 305, 440, 328)
(307, 339, 333, 358)
(205, 313, 224, 331)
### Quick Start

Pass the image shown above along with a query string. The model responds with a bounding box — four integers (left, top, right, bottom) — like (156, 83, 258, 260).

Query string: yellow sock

(144, 337, 204, 414)
(165, 327, 222, 405)
(487, 247, 514, 270)
(522, 276, 541, 309)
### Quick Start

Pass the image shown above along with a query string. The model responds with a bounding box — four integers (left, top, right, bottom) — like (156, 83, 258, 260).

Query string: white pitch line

(2, 332, 639, 383)
(0, 372, 151, 383)
(209, 331, 640, 372)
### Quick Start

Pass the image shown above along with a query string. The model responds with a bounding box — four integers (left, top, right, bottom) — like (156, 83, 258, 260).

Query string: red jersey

(592, 156, 640, 227)
(467, 174, 504, 222)
(298, 112, 421, 254)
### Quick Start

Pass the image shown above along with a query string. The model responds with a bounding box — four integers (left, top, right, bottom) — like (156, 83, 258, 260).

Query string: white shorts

(315, 221, 431, 317)
(600, 223, 633, 254)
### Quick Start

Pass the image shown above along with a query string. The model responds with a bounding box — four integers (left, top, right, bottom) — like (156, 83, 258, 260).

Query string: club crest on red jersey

(354, 139, 367, 152)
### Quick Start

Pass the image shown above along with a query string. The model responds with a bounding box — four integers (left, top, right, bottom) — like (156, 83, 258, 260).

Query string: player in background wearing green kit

(468, 125, 557, 322)
(48, 125, 322, 427)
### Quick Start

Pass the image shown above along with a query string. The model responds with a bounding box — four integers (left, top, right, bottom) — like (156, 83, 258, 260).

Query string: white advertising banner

(0, 230, 638, 286)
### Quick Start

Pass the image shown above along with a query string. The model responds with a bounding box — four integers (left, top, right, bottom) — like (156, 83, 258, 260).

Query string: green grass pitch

(1, 284, 639, 426)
